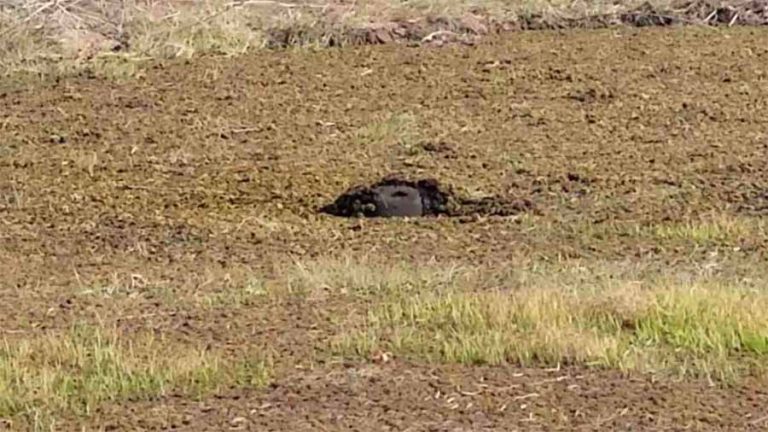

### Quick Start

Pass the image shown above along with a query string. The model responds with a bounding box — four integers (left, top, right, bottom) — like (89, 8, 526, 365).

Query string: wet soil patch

(319, 176, 533, 218)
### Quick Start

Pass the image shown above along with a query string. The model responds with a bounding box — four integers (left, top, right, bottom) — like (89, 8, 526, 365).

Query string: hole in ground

(319, 175, 534, 218)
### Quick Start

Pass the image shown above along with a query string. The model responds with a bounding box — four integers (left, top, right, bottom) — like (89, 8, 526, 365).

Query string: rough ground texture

(2, 27, 768, 429)
(78, 364, 768, 431)
(319, 176, 531, 217)
(319, 176, 453, 217)
(272, 0, 768, 48)
(5, 0, 768, 64)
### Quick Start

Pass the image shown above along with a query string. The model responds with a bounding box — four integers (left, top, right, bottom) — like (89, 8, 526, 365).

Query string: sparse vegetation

(3, 15, 768, 428)
(2, 0, 768, 77)
(330, 261, 768, 381)
(651, 214, 764, 245)
(288, 257, 469, 298)
(356, 112, 422, 157)
(199, 277, 272, 307)
(0, 325, 270, 427)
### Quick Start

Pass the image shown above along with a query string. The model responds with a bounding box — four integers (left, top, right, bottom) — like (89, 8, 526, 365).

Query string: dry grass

(288, 256, 470, 298)
(540, 213, 765, 252)
(356, 112, 422, 156)
(0, 324, 270, 428)
(2, 0, 766, 78)
(650, 214, 765, 245)
(319, 258, 768, 382)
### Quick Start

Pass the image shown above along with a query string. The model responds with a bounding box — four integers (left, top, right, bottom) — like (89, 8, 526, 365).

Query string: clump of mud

(320, 176, 533, 218)
(319, 176, 452, 217)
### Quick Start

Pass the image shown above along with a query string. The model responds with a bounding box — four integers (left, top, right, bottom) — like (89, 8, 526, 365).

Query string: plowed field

(2, 27, 768, 430)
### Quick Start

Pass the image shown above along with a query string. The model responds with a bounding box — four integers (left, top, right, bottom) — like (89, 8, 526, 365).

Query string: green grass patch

(329, 261, 768, 381)
(0, 324, 270, 426)
(198, 277, 272, 307)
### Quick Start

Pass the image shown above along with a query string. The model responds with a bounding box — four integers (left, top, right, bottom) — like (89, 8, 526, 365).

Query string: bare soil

(2, 26, 768, 430)
(80, 364, 768, 431)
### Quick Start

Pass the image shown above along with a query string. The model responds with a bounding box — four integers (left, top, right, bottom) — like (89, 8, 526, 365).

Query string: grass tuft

(355, 112, 422, 156)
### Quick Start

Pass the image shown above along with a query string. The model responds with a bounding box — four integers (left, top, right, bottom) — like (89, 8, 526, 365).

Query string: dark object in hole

(319, 175, 533, 218)
(319, 176, 452, 217)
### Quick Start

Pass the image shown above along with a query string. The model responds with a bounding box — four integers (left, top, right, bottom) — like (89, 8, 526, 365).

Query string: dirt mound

(319, 176, 452, 217)
(319, 176, 533, 218)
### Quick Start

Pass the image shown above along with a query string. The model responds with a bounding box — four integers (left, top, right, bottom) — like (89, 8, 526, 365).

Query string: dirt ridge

(267, 0, 768, 48)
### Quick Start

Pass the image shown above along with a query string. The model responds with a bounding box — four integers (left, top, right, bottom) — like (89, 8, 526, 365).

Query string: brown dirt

(2, 27, 768, 429)
(318, 175, 531, 217)
(77, 364, 768, 431)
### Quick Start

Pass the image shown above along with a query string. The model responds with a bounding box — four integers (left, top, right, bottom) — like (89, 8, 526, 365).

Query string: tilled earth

(82, 364, 768, 431)
(2, 27, 768, 430)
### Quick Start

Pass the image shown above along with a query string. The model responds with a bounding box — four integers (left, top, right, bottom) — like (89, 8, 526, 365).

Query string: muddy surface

(2, 27, 768, 429)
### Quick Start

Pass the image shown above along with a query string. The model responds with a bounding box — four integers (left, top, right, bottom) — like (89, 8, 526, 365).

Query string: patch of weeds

(542, 214, 765, 254)
(200, 277, 272, 308)
(624, 285, 768, 378)
(336, 288, 624, 368)
(127, 12, 263, 60)
(651, 215, 764, 246)
(355, 112, 422, 155)
(287, 257, 470, 299)
(230, 354, 272, 388)
(331, 262, 768, 382)
(0, 324, 270, 425)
